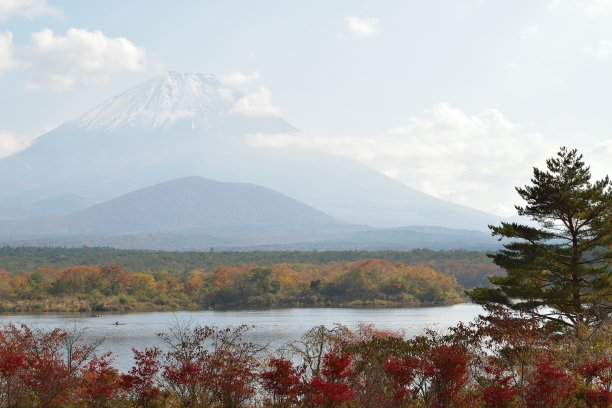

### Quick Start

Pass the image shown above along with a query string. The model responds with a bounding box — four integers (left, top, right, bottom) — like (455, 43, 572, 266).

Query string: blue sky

(1, 0, 611, 215)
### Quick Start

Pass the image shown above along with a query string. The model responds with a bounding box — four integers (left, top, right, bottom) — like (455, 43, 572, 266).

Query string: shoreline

(0, 301, 474, 316)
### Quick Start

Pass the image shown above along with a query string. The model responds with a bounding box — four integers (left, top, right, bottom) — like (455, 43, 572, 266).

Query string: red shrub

(0, 350, 25, 378)
(321, 351, 352, 381)
(383, 355, 420, 405)
(584, 389, 612, 408)
(481, 364, 518, 408)
(261, 358, 303, 406)
(577, 360, 612, 408)
(525, 359, 576, 408)
(22, 354, 71, 406)
(206, 349, 258, 408)
(577, 360, 611, 387)
(423, 344, 469, 407)
(16, 328, 82, 407)
(162, 359, 204, 405)
(79, 352, 121, 407)
(0, 348, 26, 406)
(306, 350, 355, 407)
(122, 347, 161, 407)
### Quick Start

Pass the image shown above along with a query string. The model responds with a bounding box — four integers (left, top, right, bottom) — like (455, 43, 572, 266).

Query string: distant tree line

(0, 259, 466, 312)
(0, 247, 501, 289)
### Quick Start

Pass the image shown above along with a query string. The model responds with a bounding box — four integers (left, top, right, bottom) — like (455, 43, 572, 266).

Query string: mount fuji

(0, 72, 501, 235)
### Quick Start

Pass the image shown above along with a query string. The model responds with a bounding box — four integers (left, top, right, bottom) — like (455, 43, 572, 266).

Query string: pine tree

(469, 147, 611, 329)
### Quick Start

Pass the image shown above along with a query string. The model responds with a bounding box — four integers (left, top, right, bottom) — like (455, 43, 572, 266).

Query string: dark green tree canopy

(469, 147, 611, 329)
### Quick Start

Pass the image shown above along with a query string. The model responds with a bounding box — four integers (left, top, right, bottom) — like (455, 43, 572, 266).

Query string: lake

(0, 303, 483, 372)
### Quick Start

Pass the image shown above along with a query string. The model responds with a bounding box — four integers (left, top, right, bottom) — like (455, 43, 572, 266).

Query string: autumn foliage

(304, 350, 355, 407)
(384, 355, 420, 405)
(524, 358, 577, 408)
(0, 308, 610, 407)
(0, 259, 468, 313)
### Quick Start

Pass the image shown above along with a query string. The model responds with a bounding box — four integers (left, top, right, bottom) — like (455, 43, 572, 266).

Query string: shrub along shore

(0, 307, 609, 407)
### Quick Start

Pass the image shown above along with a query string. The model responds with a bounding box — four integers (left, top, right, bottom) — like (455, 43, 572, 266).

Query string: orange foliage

(184, 269, 206, 295)
(270, 264, 302, 289)
(55, 266, 101, 293)
(127, 273, 156, 295)
(212, 265, 245, 289)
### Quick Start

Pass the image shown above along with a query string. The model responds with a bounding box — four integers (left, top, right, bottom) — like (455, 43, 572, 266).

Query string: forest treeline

(0, 246, 501, 289)
(0, 307, 609, 407)
(0, 259, 467, 312)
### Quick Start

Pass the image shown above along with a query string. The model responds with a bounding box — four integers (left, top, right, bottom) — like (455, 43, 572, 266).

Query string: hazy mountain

(0, 176, 498, 251)
(0, 176, 346, 236)
(0, 72, 502, 230)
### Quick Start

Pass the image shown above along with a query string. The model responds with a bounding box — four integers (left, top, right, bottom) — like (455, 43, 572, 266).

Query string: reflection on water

(0, 304, 483, 372)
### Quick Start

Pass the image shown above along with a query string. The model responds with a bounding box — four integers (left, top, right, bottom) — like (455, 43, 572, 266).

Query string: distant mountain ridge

(0, 176, 499, 251)
(0, 71, 503, 233)
(0, 176, 345, 237)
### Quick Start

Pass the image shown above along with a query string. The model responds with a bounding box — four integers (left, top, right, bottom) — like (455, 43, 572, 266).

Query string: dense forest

(0, 259, 468, 312)
(0, 246, 501, 289)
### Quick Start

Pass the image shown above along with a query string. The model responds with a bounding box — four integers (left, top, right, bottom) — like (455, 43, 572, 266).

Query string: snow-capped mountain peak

(66, 72, 242, 131)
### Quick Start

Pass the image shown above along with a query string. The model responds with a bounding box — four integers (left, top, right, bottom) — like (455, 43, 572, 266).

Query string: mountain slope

(0, 72, 502, 230)
(0, 176, 346, 237)
(0, 176, 499, 250)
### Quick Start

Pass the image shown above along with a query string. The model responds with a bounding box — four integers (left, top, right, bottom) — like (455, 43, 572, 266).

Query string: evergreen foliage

(470, 147, 612, 329)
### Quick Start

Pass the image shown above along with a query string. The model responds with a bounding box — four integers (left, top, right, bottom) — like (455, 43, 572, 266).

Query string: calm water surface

(0, 304, 483, 372)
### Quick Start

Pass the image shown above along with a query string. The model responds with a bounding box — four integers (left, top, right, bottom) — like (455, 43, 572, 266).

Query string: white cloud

(218, 87, 236, 101)
(247, 103, 559, 216)
(217, 71, 260, 88)
(232, 86, 279, 116)
(520, 26, 540, 40)
(548, 0, 612, 17)
(585, 39, 612, 59)
(346, 16, 380, 38)
(584, 0, 612, 16)
(0, 130, 32, 158)
(586, 140, 612, 180)
(0, 31, 17, 73)
(504, 61, 522, 76)
(0, 0, 61, 21)
(22, 28, 147, 90)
